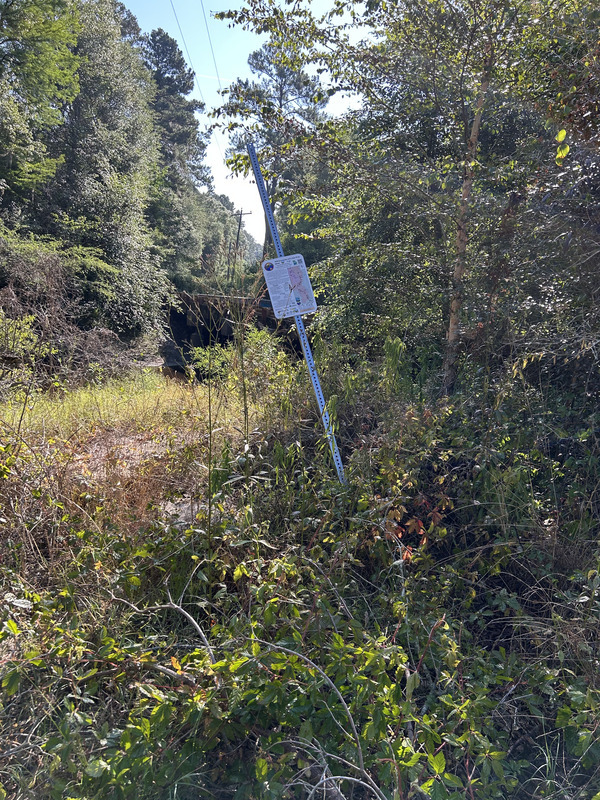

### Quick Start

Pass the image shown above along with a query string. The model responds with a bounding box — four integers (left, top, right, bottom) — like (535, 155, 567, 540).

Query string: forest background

(1, 0, 600, 799)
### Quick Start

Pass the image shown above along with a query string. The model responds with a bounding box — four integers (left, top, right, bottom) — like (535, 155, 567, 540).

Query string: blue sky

(124, 0, 268, 241)
(123, 0, 360, 244)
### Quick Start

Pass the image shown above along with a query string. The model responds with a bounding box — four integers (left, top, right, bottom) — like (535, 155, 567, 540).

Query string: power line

(168, 0, 206, 106)
(168, 0, 225, 160)
(199, 0, 224, 92)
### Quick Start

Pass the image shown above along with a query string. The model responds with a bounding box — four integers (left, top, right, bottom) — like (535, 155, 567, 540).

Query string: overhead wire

(199, 0, 224, 92)
(167, 0, 261, 245)
(168, 0, 207, 106)
(168, 0, 225, 160)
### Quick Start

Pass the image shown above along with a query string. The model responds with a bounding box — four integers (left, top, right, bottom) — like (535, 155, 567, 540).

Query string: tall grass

(0, 370, 230, 442)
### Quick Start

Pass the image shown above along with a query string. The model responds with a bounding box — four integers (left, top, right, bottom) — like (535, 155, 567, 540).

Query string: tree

(221, 0, 570, 393)
(339, 0, 550, 392)
(216, 43, 326, 256)
(0, 0, 79, 205)
(142, 29, 258, 293)
(143, 28, 209, 189)
(142, 28, 222, 289)
(40, 0, 166, 338)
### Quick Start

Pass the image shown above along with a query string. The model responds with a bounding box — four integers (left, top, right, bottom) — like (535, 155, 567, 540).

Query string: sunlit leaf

(85, 759, 110, 777)
(428, 750, 446, 775)
(171, 656, 183, 673)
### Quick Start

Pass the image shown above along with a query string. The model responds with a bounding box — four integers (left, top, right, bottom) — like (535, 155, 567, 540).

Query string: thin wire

(168, 0, 206, 106)
(199, 0, 224, 92)
(168, 0, 225, 160)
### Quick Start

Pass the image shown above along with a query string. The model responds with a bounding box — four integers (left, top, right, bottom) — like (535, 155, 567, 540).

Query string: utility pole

(228, 209, 251, 283)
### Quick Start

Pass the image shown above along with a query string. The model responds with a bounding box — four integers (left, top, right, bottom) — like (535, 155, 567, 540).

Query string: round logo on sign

(264, 262, 274, 271)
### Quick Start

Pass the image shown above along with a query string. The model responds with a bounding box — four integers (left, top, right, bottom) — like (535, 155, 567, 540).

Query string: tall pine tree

(40, 0, 166, 337)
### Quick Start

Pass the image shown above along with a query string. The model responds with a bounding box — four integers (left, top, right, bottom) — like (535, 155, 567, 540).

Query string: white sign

(261, 254, 317, 319)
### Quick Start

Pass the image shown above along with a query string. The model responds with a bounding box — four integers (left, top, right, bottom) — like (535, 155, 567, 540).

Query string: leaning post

(247, 142, 346, 485)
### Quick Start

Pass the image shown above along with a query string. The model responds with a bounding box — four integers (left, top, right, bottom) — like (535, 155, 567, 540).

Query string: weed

(1, 339, 600, 800)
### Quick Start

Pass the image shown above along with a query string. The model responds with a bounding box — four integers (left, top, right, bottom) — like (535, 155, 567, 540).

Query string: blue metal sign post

(247, 143, 346, 485)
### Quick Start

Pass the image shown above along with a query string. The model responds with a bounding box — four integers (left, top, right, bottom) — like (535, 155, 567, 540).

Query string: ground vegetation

(1, 0, 600, 799)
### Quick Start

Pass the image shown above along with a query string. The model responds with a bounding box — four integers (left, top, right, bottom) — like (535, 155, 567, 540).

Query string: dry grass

(0, 369, 254, 573)
(1, 369, 228, 441)
(0, 346, 307, 582)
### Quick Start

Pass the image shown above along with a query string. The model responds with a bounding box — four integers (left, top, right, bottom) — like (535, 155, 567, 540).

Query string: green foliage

(140, 27, 259, 294)
(215, 43, 327, 256)
(191, 340, 232, 381)
(218, 0, 600, 397)
(0, 221, 143, 389)
(36, 0, 168, 339)
(1, 0, 600, 797)
(0, 305, 50, 398)
(0, 0, 259, 348)
(0, 0, 80, 200)
(143, 27, 208, 188)
(228, 327, 300, 412)
(2, 366, 600, 799)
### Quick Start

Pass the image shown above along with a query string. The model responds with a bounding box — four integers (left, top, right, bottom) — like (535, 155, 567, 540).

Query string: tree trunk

(442, 55, 493, 395)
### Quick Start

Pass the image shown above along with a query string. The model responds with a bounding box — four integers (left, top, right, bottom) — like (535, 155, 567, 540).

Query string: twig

(255, 639, 388, 800)
(166, 589, 216, 665)
(110, 593, 219, 686)
(0, 742, 42, 760)
(311, 774, 385, 799)
(139, 661, 197, 688)
(415, 615, 446, 674)
(111, 593, 216, 665)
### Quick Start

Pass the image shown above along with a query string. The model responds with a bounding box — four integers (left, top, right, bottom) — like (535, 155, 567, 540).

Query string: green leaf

(85, 758, 110, 777)
(78, 667, 98, 681)
(443, 772, 463, 788)
(557, 143, 570, 159)
(299, 719, 313, 741)
(2, 670, 20, 696)
(150, 703, 172, 731)
(556, 706, 572, 727)
(264, 603, 275, 626)
(229, 657, 249, 673)
(405, 670, 420, 701)
(428, 750, 446, 775)
(398, 752, 422, 767)
(555, 129, 567, 143)
(5, 619, 19, 636)
(255, 757, 268, 780)
(431, 782, 450, 800)
(491, 758, 504, 779)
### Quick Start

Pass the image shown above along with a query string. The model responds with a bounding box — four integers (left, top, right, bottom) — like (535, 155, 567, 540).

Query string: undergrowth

(1, 371, 206, 439)
(1, 340, 599, 800)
